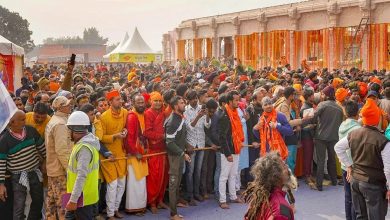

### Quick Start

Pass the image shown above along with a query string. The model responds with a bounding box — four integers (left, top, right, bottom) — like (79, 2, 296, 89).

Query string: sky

(1, 0, 301, 51)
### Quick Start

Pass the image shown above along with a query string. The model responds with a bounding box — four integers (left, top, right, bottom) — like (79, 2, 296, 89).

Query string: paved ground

(120, 180, 373, 220)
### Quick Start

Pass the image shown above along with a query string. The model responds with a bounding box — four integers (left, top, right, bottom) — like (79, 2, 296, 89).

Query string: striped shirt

(0, 126, 46, 183)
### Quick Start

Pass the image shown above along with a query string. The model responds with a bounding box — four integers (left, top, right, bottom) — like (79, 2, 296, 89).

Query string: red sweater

(245, 187, 294, 220)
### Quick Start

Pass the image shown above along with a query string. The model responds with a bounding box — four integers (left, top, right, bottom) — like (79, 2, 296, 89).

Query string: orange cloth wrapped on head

(370, 77, 381, 85)
(335, 88, 349, 103)
(150, 91, 163, 102)
(360, 98, 381, 126)
(106, 90, 120, 101)
(332, 78, 344, 89)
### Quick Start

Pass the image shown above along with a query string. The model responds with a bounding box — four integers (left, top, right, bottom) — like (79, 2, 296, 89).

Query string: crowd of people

(0, 56, 389, 220)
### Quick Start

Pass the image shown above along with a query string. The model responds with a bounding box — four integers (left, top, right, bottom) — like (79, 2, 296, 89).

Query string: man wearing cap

(366, 90, 389, 132)
(99, 90, 128, 220)
(144, 92, 169, 213)
(64, 111, 100, 219)
(37, 77, 50, 92)
(335, 98, 390, 220)
(45, 96, 73, 219)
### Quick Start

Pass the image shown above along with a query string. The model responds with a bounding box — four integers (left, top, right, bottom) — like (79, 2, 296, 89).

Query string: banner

(0, 80, 17, 133)
(109, 53, 163, 63)
(0, 53, 14, 91)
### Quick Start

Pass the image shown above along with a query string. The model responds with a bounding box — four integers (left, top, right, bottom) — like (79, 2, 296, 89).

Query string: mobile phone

(201, 104, 206, 110)
(70, 54, 76, 65)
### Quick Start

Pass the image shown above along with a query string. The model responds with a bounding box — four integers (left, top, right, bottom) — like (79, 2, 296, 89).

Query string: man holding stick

(144, 92, 169, 214)
(124, 93, 148, 215)
(99, 90, 128, 220)
(165, 96, 191, 220)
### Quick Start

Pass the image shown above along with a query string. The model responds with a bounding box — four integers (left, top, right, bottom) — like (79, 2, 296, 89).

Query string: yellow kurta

(25, 112, 51, 138)
(99, 107, 128, 183)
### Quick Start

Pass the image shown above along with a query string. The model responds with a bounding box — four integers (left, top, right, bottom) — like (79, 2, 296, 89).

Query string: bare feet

(231, 197, 244, 203)
(219, 202, 230, 209)
(157, 202, 169, 209)
(114, 211, 124, 219)
(151, 206, 158, 214)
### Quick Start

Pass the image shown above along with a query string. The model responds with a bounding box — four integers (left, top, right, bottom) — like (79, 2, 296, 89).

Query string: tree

(43, 36, 84, 45)
(0, 6, 34, 52)
(83, 27, 108, 44)
(42, 27, 109, 45)
(106, 42, 119, 53)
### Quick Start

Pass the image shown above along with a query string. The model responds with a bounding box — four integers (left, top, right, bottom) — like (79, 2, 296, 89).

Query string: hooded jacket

(69, 133, 100, 203)
(338, 118, 361, 170)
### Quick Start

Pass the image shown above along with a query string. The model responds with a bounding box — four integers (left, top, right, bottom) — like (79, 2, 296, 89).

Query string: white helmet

(66, 111, 90, 132)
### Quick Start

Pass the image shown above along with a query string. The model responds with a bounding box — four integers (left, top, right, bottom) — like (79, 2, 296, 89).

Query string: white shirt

(334, 136, 390, 187)
(184, 104, 211, 148)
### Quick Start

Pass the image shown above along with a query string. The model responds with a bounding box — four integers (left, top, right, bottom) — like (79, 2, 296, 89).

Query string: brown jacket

(348, 126, 388, 185)
(45, 111, 73, 177)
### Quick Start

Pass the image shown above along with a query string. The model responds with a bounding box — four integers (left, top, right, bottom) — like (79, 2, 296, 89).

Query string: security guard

(65, 111, 100, 219)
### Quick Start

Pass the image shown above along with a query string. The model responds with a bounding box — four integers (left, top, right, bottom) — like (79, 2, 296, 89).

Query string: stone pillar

(257, 12, 267, 68)
(329, 28, 335, 70)
(290, 31, 295, 69)
(191, 21, 198, 61)
(327, 1, 341, 69)
(232, 16, 240, 58)
(175, 28, 182, 61)
(359, 0, 377, 70)
(288, 8, 300, 69)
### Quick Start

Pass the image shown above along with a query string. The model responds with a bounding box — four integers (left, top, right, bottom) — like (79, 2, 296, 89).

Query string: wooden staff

(101, 151, 169, 162)
(143, 151, 167, 158)
(102, 145, 257, 162)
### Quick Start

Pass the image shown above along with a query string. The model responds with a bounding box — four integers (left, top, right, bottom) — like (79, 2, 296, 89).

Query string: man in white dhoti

(124, 94, 148, 216)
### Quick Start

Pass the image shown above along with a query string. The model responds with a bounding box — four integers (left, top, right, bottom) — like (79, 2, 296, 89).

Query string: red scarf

(259, 109, 288, 160)
(225, 104, 244, 154)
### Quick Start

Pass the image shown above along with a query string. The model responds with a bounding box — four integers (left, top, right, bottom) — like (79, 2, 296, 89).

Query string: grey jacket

(69, 133, 100, 203)
(312, 100, 344, 141)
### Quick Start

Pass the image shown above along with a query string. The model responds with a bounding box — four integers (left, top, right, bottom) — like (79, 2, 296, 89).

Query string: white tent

(108, 28, 162, 63)
(118, 27, 153, 53)
(0, 35, 24, 56)
(103, 32, 129, 58)
(0, 35, 24, 92)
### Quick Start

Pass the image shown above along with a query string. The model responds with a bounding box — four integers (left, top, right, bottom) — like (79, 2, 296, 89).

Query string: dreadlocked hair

(243, 152, 285, 220)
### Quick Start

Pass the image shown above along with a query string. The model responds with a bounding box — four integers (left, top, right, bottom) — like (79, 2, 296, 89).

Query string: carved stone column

(210, 18, 218, 58)
(359, 0, 377, 69)
(232, 16, 240, 58)
(327, 2, 341, 69)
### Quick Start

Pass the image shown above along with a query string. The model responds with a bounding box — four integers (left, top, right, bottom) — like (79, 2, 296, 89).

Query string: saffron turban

(150, 92, 163, 102)
(360, 98, 381, 126)
(370, 77, 381, 85)
(293, 84, 302, 92)
(335, 88, 349, 102)
(239, 75, 249, 82)
(358, 82, 368, 98)
(106, 90, 120, 101)
(332, 78, 344, 88)
(127, 72, 137, 82)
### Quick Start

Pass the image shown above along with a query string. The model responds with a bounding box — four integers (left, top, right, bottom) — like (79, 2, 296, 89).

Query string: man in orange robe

(144, 92, 169, 213)
(99, 90, 128, 220)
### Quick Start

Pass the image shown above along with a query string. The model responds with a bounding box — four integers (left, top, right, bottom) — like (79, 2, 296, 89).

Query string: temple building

(162, 0, 390, 71)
